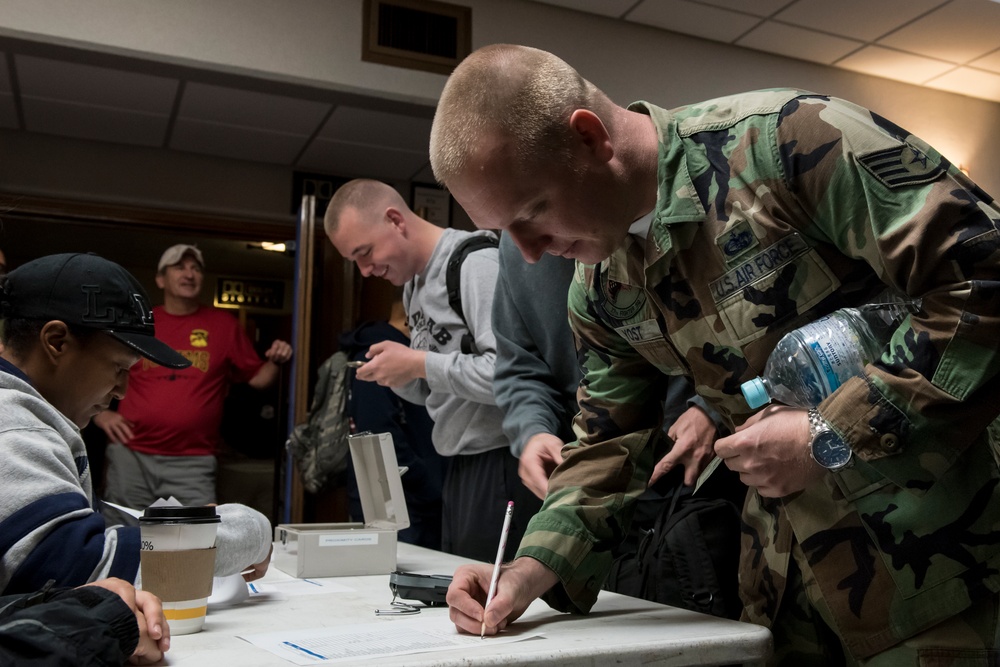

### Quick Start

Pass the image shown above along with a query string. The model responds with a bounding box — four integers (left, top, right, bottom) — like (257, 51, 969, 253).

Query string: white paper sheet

(248, 578, 354, 598)
(104, 496, 183, 520)
(238, 616, 541, 664)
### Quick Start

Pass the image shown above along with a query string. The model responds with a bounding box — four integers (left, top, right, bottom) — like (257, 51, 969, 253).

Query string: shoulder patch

(594, 265, 648, 327)
(858, 144, 944, 189)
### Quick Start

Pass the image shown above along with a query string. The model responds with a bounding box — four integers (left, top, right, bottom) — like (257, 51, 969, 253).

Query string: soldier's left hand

(650, 405, 717, 487)
(265, 340, 293, 364)
(714, 405, 825, 498)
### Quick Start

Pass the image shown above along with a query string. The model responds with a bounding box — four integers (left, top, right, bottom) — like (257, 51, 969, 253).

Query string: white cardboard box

(273, 432, 410, 578)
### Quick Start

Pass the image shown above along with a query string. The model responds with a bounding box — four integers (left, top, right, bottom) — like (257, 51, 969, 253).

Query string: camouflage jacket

(514, 90, 1000, 659)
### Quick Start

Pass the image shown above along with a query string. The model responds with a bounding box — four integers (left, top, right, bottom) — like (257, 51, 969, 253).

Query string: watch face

(812, 430, 852, 470)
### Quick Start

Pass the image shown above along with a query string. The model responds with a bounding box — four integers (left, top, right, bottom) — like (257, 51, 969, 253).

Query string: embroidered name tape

(710, 233, 809, 302)
(614, 318, 663, 344)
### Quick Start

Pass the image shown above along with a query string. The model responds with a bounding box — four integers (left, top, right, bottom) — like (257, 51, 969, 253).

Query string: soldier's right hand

(446, 558, 559, 636)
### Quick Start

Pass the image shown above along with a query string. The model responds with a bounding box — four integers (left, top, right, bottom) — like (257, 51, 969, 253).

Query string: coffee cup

(139, 506, 221, 635)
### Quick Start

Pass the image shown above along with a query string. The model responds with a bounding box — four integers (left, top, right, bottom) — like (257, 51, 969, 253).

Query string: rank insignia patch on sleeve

(858, 143, 944, 188)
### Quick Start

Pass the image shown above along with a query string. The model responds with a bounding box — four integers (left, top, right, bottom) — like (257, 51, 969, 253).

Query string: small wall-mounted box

(273, 432, 410, 578)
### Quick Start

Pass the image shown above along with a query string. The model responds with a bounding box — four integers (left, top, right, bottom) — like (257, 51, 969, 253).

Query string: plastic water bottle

(741, 299, 913, 409)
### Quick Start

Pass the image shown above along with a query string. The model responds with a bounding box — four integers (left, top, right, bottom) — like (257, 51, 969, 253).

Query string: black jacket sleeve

(0, 584, 138, 667)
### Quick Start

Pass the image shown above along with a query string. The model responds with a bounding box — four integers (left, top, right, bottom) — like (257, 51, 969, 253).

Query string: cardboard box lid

(348, 431, 410, 531)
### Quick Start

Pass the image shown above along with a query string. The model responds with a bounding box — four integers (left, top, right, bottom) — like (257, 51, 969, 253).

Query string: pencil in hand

(481, 500, 514, 639)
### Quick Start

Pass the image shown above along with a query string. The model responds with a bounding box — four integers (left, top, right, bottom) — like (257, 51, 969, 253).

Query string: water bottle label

(804, 321, 868, 395)
(808, 340, 843, 395)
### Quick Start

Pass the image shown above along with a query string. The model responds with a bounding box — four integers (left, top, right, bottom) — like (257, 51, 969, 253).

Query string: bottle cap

(741, 377, 771, 409)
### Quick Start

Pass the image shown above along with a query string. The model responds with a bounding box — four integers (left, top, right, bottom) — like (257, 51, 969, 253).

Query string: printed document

(238, 616, 540, 664)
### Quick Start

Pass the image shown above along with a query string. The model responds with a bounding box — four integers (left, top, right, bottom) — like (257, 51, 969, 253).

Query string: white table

(164, 543, 772, 666)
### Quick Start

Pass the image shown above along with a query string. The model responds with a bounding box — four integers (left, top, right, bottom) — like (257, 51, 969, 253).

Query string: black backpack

(445, 233, 498, 354)
(607, 484, 743, 620)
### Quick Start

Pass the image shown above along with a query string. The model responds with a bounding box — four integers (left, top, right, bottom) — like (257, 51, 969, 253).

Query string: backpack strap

(445, 234, 498, 354)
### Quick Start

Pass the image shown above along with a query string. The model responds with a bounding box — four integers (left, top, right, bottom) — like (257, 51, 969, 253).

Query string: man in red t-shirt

(94, 244, 292, 508)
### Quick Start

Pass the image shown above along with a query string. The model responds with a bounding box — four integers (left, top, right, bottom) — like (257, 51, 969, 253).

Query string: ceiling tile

(170, 118, 309, 164)
(528, 0, 638, 18)
(318, 106, 432, 154)
(16, 55, 177, 113)
(2, 0, 999, 180)
(22, 98, 167, 146)
(178, 82, 331, 135)
(837, 46, 956, 84)
(925, 66, 1000, 103)
(775, 0, 943, 42)
(738, 22, 862, 65)
(0, 93, 18, 129)
(970, 48, 1000, 74)
(878, 0, 1000, 64)
(628, 0, 762, 42)
(297, 138, 429, 181)
(692, 0, 793, 17)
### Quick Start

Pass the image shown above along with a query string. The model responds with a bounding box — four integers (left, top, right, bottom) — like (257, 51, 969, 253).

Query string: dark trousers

(441, 447, 542, 563)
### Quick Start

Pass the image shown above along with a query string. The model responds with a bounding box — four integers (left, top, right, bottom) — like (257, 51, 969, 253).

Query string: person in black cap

(0, 253, 274, 601)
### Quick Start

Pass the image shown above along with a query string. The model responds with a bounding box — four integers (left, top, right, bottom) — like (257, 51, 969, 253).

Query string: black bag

(445, 233, 498, 354)
(285, 351, 352, 494)
(615, 485, 743, 620)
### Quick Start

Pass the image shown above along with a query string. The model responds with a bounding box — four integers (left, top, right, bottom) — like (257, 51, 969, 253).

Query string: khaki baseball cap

(157, 244, 205, 272)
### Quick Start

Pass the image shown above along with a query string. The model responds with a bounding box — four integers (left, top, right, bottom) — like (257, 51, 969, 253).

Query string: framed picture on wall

(412, 183, 452, 228)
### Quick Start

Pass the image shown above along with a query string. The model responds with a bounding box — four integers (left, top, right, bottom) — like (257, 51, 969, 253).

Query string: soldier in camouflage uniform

(430, 44, 1000, 664)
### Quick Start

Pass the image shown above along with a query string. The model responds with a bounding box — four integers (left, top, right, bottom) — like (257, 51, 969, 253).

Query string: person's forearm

(0, 587, 137, 664)
(495, 336, 573, 452)
(247, 361, 280, 390)
(425, 350, 497, 404)
(407, 349, 428, 380)
(393, 378, 430, 404)
(508, 556, 560, 600)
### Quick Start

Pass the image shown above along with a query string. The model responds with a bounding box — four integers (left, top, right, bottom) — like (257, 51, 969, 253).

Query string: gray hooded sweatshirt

(395, 228, 507, 457)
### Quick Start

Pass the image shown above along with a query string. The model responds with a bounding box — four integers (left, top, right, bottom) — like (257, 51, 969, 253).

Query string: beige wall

(0, 0, 997, 199)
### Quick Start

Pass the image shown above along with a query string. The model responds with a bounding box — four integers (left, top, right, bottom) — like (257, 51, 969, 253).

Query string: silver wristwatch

(807, 408, 853, 472)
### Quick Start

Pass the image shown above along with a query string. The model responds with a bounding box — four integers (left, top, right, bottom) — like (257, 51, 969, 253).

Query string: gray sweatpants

(103, 442, 217, 510)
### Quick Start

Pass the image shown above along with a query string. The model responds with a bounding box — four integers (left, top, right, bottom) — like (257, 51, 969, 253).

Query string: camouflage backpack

(286, 351, 352, 493)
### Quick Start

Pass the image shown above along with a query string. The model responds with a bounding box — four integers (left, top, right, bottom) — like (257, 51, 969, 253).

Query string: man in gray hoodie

(0, 253, 273, 597)
(325, 179, 540, 562)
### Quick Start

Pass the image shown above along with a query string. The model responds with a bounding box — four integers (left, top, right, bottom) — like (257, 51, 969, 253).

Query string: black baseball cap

(0, 253, 191, 369)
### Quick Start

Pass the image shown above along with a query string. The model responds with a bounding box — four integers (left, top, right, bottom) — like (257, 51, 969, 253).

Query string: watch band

(807, 407, 827, 441)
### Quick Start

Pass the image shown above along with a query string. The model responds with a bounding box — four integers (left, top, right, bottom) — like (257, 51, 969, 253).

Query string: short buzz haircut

(1, 317, 98, 358)
(323, 179, 409, 236)
(429, 44, 611, 186)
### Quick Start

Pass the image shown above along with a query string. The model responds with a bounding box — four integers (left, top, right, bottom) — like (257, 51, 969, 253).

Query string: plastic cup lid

(741, 377, 771, 410)
(140, 506, 221, 525)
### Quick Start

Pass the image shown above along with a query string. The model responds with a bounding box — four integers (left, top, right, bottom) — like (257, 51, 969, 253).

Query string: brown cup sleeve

(140, 547, 217, 602)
